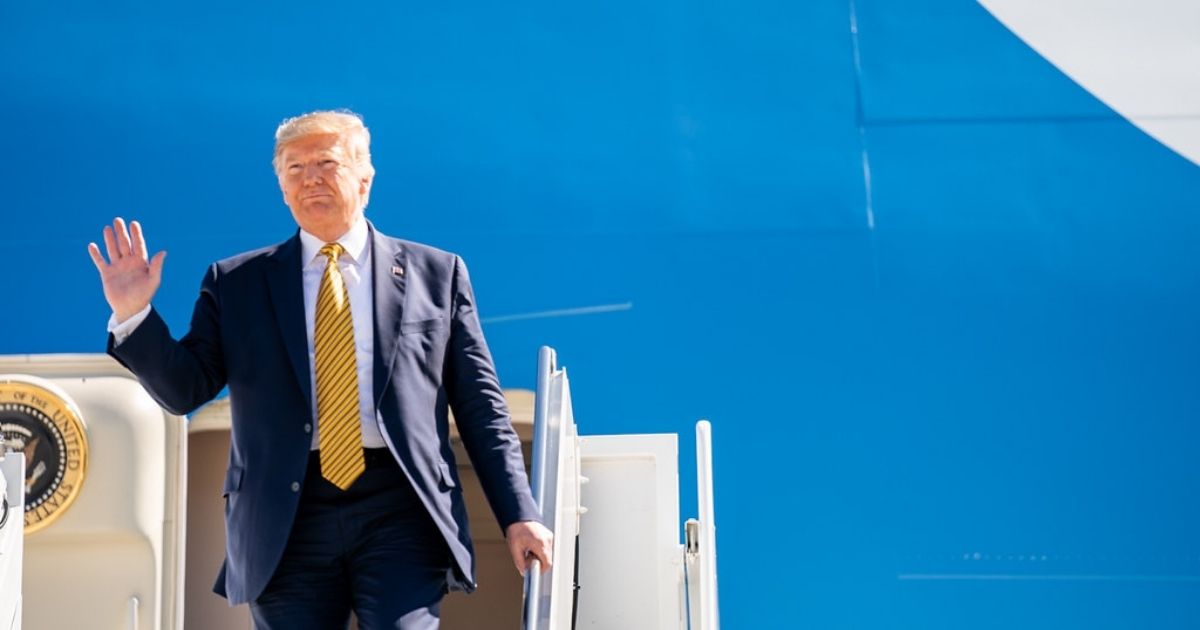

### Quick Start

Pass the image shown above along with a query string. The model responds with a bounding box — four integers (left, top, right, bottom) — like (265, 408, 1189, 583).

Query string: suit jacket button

(291, 481, 300, 492)
(304, 423, 312, 433)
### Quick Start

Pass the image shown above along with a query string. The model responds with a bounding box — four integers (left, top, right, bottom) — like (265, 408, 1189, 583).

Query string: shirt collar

(299, 216, 369, 268)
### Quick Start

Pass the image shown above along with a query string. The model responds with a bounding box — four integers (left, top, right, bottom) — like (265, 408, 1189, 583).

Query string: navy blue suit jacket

(108, 223, 539, 605)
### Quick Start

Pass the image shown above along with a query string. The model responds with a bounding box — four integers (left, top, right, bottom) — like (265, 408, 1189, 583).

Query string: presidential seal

(0, 377, 89, 534)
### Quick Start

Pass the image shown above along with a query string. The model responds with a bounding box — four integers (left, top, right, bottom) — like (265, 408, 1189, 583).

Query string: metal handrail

(695, 420, 720, 630)
(522, 346, 556, 628)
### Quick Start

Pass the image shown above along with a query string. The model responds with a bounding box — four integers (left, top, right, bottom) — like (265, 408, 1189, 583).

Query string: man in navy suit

(87, 110, 553, 629)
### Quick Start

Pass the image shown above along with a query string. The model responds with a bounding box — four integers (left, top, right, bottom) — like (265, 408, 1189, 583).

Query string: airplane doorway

(184, 392, 535, 629)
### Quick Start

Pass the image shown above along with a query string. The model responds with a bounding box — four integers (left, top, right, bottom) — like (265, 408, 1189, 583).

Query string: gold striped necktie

(315, 242, 365, 490)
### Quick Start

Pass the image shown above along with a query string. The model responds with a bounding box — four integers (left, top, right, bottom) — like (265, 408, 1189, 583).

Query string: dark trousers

(250, 449, 451, 630)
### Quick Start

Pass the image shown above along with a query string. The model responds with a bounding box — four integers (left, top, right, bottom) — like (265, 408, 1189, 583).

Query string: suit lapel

(370, 223, 407, 406)
(266, 233, 313, 411)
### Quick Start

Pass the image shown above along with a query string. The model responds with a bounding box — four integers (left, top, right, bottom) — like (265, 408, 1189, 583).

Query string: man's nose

(302, 163, 325, 184)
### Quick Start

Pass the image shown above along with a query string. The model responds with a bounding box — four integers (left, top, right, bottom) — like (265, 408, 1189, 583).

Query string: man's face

(277, 133, 372, 241)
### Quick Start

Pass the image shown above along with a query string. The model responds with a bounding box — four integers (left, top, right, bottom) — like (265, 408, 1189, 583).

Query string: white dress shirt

(109, 216, 385, 449)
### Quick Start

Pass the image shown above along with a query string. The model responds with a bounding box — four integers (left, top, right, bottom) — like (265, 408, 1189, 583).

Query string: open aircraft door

(0, 355, 187, 630)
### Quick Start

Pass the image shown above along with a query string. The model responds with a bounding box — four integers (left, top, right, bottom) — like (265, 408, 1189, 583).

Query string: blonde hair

(272, 110, 374, 176)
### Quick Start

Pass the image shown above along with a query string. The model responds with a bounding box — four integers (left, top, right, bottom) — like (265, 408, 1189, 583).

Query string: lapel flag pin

(392, 265, 404, 276)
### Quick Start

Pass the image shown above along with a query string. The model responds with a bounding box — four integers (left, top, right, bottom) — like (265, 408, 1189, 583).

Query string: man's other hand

(87, 217, 166, 322)
(505, 520, 554, 576)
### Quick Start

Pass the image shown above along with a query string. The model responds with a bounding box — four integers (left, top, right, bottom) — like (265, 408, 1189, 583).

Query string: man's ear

(359, 165, 375, 195)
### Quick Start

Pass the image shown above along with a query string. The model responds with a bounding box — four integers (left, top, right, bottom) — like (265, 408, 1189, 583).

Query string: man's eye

(287, 165, 302, 174)
(321, 160, 339, 170)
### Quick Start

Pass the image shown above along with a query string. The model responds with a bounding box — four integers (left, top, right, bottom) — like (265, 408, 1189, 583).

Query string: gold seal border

(0, 378, 89, 535)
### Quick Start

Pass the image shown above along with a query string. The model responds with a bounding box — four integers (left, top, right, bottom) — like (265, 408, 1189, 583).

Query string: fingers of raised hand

(102, 224, 120, 262)
(113, 217, 133, 258)
(149, 250, 167, 281)
(99, 218, 153, 266)
(87, 242, 107, 272)
(130, 220, 148, 259)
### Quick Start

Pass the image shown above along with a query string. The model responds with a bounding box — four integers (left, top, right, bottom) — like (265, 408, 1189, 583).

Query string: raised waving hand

(87, 218, 167, 322)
